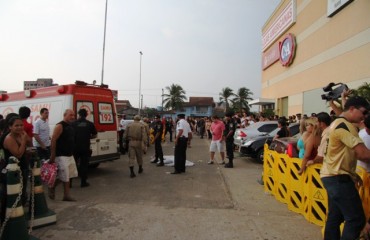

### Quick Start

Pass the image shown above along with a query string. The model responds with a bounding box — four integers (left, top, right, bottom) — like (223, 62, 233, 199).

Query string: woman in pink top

(208, 115, 225, 164)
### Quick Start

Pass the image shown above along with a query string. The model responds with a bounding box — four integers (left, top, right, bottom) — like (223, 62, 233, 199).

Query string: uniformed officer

(224, 111, 237, 168)
(150, 115, 165, 166)
(172, 114, 192, 174)
(72, 108, 97, 187)
(124, 115, 147, 178)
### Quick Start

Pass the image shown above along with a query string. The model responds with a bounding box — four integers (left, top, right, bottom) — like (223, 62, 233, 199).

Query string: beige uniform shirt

(320, 117, 363, 179)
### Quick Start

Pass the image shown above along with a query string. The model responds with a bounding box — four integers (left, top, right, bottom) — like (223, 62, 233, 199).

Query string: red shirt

(22, 119, 33, 138)
(210, 120, 225, 141)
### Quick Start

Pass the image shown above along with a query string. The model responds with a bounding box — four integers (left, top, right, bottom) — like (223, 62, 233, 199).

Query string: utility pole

(161, 88, 164, 111)
(138, 51, 143, 115)
(101, 0, 108, 85)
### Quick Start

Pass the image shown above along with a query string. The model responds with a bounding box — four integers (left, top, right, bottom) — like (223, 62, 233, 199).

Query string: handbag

(40, 161, 58, 188)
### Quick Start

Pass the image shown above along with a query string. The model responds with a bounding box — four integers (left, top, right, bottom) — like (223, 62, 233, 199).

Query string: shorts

(55, 156, 78, 182)
(210, 140, 224, 152)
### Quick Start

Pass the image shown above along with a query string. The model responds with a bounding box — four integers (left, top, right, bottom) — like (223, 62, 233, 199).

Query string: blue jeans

(321, 175, 366, 240)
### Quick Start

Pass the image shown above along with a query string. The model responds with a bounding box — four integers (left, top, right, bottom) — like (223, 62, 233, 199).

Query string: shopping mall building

(251, 0, 369, 117)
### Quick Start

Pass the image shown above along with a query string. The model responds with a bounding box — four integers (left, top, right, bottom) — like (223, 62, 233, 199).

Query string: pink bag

(40, 161, 58, 188)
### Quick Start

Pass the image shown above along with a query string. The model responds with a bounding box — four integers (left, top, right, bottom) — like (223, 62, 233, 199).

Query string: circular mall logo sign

(279, 33, 296, 67)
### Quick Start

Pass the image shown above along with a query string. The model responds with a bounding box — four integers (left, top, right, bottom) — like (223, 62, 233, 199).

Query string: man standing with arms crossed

(320, 96, 370, 239)
(172, 114, 192, 174)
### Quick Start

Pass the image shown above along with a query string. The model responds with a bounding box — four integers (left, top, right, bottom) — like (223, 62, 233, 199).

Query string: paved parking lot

(32, 135, 322, 240)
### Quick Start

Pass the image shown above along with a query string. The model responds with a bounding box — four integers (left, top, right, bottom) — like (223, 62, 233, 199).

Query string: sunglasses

(355, 107, 368, 116)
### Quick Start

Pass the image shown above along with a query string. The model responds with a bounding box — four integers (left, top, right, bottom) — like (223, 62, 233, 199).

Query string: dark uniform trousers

(73, 150, 91, 182)
(154, 138, 164, 161)
(174, 137, 188, 172)
(226, 140, 234, 161)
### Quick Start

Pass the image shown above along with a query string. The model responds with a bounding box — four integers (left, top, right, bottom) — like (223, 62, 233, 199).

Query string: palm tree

(219, 87, 234, 112)
(352, 82, 370, 101)
(162, 84, 187, 110)
(232, 87, 254, 113)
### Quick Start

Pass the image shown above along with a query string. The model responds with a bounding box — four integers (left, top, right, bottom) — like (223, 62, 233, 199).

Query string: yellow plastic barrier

(287, 157, 304, 214)
(263, 144, 276, 195)
(263, 144, 370, 227)
(274, 152, 289, 204)
(305, 165, 327, 226)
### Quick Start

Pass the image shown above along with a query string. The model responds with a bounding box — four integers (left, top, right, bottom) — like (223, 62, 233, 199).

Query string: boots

(130, 167, 136, 178)
(150, 159, 158, 164)
(138, 165, 143, 174)
(224, 159, 233, 168)
(157, 159, 164, 167)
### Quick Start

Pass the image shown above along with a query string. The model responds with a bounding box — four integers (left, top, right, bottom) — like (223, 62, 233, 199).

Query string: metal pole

(101, 0, 108, 85)
(141, 94, 143, 114)
(161, 88, 164, 110)
(138, 51, 143, 115)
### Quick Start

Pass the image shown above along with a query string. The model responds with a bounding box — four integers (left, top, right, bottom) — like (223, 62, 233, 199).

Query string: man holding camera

(320, 96, 370, 240)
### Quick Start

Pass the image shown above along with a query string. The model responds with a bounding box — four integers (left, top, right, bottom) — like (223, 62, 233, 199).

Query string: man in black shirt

(150, 115, 164, 166)
(224, 112, 237, 168)
(72, 109, 97, 187)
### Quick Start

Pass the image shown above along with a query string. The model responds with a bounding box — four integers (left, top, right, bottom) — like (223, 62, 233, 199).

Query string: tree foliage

(162, 84, 187, 111)
(219, 87, 235, 112)
(231, 87, 254, 113)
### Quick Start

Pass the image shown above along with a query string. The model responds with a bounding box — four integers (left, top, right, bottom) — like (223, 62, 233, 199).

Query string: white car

(233, 121, 278, 147)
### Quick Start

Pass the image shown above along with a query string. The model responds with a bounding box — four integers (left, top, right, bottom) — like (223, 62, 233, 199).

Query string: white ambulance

(0, 81, 120, 167)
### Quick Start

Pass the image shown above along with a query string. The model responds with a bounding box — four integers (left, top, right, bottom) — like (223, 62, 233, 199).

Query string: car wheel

(257, 148, 264, 163)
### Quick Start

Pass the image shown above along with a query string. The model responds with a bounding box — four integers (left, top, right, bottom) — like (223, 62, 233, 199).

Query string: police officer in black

(72, 109, 97, 187)
(150, 115, 164, 166)
(224, 111, 237, 168)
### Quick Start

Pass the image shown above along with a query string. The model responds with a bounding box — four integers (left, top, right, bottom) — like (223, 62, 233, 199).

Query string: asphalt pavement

(31, 134, 322, 240)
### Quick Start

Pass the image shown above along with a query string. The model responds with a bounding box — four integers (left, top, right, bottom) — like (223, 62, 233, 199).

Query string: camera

(321, 82, 348, 101)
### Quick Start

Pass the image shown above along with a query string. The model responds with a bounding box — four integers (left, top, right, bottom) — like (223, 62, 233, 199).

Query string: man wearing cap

(72, 108, 97, 187)
(320, 96, 370, 239)
(172, 114, 192, 174)
(150, 115, 165, 166)
(224, 112, 237, 168)
(124, 115, 147, 178)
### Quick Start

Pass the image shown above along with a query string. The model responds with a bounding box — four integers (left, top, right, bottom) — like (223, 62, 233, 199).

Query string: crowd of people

(0, 106, 97, 222)
(0, 91, 369, 238)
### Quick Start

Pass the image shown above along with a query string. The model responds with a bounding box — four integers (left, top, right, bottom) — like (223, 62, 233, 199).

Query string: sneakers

(220, 161, 226, 165)
(207, 160, 214, 165)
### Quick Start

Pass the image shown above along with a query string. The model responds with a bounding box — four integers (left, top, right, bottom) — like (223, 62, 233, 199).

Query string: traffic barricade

(263, 144, 276, 196)
(356, 166, 369, 218)
(305, 165, 327, 227)
(274, 153, 289, 204)
(287, 157, 304, 214)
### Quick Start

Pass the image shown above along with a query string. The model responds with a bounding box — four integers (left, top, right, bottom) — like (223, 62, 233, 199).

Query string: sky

(0, 0, 280, 108)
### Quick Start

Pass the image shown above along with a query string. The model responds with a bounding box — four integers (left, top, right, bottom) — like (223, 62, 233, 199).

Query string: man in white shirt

(357, 114, 370, 172)
(33, 108, 51, 160)
(172, 114, 192, 174)
(119, 114, 130, 154)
